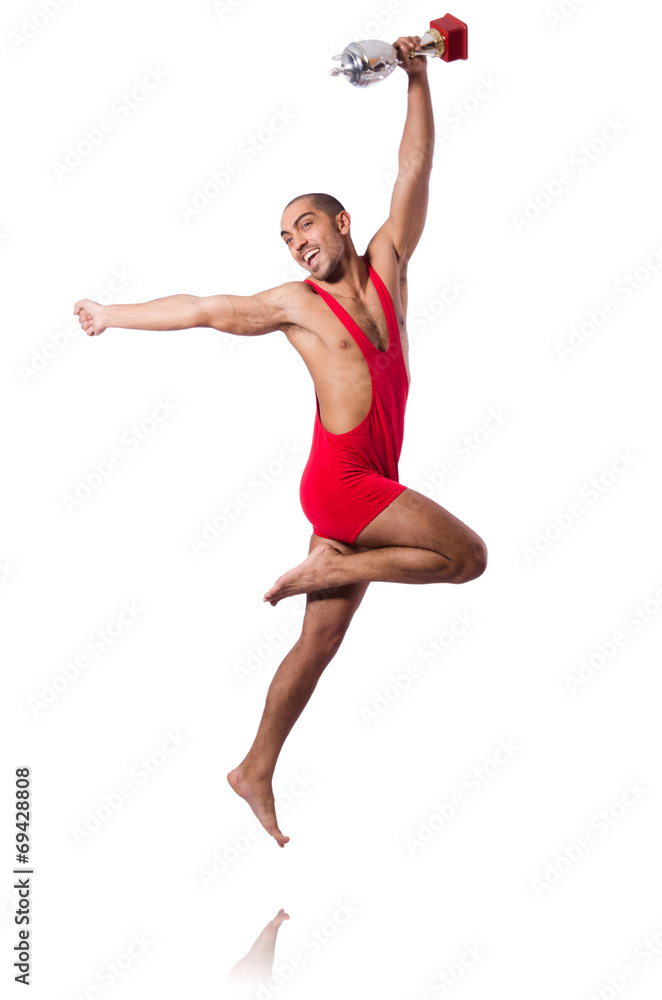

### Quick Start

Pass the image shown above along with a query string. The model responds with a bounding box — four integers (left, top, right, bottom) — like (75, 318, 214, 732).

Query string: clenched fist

(393, 36, 427, 77)
(74, 298, 107, 336)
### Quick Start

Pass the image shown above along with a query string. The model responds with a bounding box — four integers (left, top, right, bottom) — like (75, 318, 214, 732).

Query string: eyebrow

(280, 211, 315, 237)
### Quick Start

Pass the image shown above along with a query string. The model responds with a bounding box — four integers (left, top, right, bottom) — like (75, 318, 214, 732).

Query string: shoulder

(268, 279, 321, 335)
(364, 226, 408, 306)
(261, 280, 309, 302)
(256, 279, 314, 315)
(365, 221, 403, 264)
(271, 279, 317, 301)
(364, 223, 406, 284)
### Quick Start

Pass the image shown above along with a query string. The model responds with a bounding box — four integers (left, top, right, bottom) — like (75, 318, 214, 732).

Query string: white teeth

(304, 249, 319, 263)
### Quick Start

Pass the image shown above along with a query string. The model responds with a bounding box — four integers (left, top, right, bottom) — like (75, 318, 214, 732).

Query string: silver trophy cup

(329, 14, 468, 87)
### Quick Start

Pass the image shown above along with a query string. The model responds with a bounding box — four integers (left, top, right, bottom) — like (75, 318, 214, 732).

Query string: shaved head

(282, 192, 345, 222)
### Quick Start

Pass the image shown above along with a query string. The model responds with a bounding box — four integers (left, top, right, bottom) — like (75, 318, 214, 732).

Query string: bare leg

(264, 487, 487, 605)
(228, 909, 290, 988)
(228, 534, 370, 846)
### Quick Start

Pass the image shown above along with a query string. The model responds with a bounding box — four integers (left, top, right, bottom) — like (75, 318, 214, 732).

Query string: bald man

(75, 37, 487, 847)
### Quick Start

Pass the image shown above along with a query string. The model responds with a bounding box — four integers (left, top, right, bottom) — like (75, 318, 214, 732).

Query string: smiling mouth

(303, 248, 320, 265)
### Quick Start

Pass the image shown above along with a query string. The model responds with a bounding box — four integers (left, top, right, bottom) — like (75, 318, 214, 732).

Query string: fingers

(76, 307, 96, 335)
(73, 298, 100, 335)
(393, 35, 425, 71)
(394, 35, 421, 53)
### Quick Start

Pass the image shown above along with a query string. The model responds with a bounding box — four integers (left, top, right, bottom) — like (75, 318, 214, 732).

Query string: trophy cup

(329, 13, 468, 87)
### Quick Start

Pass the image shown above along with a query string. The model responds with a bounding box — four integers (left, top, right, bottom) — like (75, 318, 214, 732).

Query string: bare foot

(263, 542, 344, 606)
(227, 766, 290, 847)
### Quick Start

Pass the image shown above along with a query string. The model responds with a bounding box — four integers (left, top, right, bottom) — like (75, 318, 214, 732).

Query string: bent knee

(298, 623, 346, 660)
(450, 537, 488, 584)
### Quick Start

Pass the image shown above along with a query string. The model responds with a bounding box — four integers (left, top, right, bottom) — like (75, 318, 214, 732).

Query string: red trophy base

(431, 13, 468, 61)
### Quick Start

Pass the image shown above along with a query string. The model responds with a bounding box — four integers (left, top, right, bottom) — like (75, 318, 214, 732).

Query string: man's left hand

(393, 36, 427, 77)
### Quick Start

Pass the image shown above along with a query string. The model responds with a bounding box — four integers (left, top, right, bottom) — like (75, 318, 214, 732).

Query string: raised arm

(74, 285, 293, 337)
(375, 36, 435, 264)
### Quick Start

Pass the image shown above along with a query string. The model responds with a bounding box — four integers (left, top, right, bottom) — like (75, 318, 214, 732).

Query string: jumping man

(74, 37, 488, 848)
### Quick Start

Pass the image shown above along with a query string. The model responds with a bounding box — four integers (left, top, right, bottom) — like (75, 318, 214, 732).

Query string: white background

(2, 0, 662, 997)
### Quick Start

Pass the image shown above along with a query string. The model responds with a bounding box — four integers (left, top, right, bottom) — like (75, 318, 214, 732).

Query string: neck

(313, 245, 369, 296)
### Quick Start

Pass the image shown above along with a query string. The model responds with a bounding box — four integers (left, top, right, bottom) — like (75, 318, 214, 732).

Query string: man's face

(280, 201, 346, 280)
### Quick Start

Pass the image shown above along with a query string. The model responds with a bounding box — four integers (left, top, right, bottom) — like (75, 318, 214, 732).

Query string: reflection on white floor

(228, 908, 290, 997)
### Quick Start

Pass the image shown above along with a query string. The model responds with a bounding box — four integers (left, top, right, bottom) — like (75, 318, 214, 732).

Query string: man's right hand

(74, 298, 107, 336)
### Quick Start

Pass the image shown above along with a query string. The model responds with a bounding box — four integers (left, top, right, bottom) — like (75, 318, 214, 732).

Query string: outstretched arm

(74, 286, 292, 337)
(382, 36, 435, 264)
